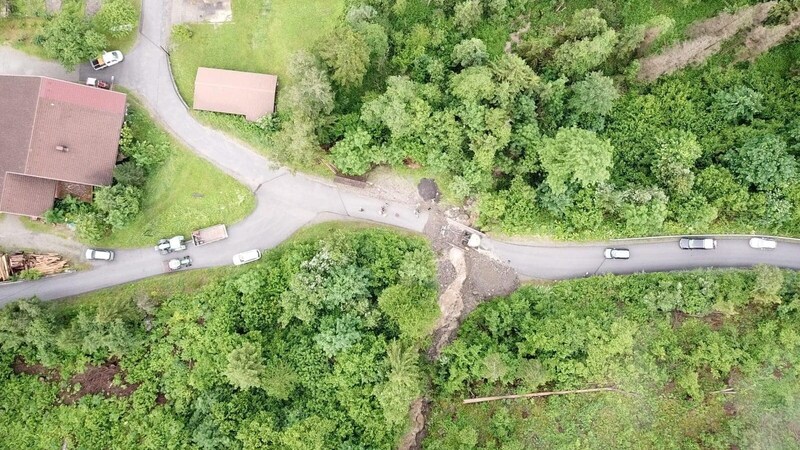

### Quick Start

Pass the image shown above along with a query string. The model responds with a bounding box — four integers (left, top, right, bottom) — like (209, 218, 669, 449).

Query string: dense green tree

(261, 360, 298, 400)
(94, 0, 137, 38)
(713, 85, 764, 124)
(724, 134, 797, 192)
(378, 285, 439, 342)
(651, 130, 702, 197)
(39, 8, 106, 69)
(224, 342, 264, 390)
(330, 128, 375, 175)
(93, 185, 143, 230)
(451, 38, 488, 67)
(283, 52, 334, 119)
(113, 161, 147, 187)
(568, 71, 618, 128)
(354, 22, 389, 66)
(552, 29, 618, 78)
(375, 342, 422, 425)
(560, 8, 608, 41)
(538, 127, 614, 194)
(453, 0, 483, 32)
(319, 27, 371, 87)
(751, 264, 784, 306)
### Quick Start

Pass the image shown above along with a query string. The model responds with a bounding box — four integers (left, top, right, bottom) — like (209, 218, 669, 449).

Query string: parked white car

(85, 249, 114, 261)
(232, 249, 262, 266)
(749, 237, 777, 250)
(604, 248, 630, 259)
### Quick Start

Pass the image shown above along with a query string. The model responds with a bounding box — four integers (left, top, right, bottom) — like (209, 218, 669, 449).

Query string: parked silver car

(85, 249, 115, 261)
(679, 238, 716, 250)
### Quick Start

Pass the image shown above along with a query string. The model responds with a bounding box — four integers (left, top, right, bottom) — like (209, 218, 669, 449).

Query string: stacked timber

(0, 252, 69, 281)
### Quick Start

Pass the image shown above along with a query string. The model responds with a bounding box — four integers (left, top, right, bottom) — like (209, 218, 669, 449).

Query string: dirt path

(638, 2, 775, 82)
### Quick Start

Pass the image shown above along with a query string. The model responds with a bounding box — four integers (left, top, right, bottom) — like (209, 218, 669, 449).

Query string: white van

(232, 249, 262, 266)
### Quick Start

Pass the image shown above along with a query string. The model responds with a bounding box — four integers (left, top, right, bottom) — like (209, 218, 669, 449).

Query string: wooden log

(463, 387, 619, 404)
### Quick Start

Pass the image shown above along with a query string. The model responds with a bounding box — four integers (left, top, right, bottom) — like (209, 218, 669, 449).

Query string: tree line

(258, 0, 800, 239)
(426, 266, 800, 448)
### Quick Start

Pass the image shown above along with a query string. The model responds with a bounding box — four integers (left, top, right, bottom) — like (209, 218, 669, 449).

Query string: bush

(93, 184, 143, 230)
(94, 0, 137, 38)
(113, 161, 147, 187)
(39, 7, 107, 70)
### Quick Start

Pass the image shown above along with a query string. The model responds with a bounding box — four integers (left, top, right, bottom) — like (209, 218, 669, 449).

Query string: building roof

(192, 67, 277, 121)
(0, 174, 58, 217)
(0, 75, 126, 217)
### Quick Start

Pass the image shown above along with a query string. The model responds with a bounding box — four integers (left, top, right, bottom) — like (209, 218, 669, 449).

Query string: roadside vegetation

(0, 227, 439, 448)
(43, 94, 254, 247)
(186, 0, 800, 238)
(426, 267, 800, 448)
(3, 233, 799, 448)
(0, 0, 140, 67)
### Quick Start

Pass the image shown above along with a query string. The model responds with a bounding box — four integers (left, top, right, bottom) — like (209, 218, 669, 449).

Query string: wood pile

(0, 253, 69, 281)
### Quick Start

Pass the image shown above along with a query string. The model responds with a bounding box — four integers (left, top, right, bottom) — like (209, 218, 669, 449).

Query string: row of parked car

(603, 237, 778, 260)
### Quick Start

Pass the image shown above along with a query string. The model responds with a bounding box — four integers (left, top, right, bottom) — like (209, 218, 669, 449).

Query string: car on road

(604, 248, 630, 259)
(749, 237, 777, 249)
(679, 238, 717, 250)
(85, 249, 114, 261)
(233, 249, 262, 266)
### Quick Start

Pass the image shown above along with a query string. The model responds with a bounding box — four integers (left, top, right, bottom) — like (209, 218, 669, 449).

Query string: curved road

(1, 0, 799, 304)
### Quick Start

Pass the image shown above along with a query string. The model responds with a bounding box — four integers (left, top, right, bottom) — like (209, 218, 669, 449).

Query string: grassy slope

(169, 0, 345, 105)
(95, 95, 255, 248)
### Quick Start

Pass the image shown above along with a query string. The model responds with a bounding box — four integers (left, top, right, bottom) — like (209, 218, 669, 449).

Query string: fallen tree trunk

(463, 387, 619, 404)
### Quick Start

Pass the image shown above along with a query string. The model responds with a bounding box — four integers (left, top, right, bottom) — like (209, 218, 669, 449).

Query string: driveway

(0, 47, 78, 81)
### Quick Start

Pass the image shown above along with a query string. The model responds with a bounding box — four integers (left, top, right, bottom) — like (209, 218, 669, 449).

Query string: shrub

(94, 0, 137, 38)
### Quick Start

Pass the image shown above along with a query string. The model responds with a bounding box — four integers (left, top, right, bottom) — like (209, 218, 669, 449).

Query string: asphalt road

(488, 237, 800, 280)
(2, 0, 799, 304)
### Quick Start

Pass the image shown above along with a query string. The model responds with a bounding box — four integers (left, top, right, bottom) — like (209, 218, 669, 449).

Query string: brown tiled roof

(0, 75, 126, 217)
(0, 173, 58, 217)
(193, 67, 277, 121)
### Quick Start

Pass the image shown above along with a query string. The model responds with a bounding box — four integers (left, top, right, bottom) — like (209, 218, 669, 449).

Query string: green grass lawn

(94, 95, 255, 248)
(169, 0, 345, 105)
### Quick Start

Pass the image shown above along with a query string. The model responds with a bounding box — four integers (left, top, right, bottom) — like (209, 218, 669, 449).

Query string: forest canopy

(426, 267, 800, 449)
(0, 228, 439, 449)
(263, 0, 800, 239)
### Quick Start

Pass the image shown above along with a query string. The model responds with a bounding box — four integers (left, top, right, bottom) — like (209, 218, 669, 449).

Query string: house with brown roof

(192, 67, 277, 121)
(0, 75, 127, 217)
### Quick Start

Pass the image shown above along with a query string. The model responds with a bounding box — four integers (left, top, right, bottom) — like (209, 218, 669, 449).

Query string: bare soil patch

(44, 0, 61, 13)
(60, 359, 139, 404)
(397, 398, 429, 450)
(738, 10, 800, 61)
(638, 2, 775, 82)
(505, 20, 531, 53)
(85, 0, 101, 16)
(12, 356, 60, 381)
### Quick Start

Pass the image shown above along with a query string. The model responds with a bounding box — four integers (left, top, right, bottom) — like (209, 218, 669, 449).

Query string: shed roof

(192, 67, 277, 121)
